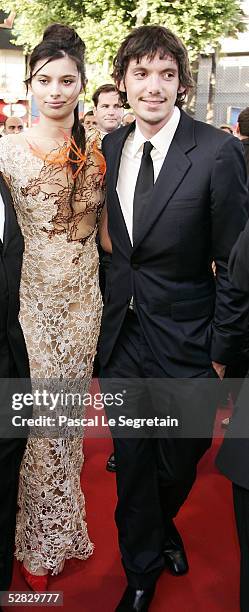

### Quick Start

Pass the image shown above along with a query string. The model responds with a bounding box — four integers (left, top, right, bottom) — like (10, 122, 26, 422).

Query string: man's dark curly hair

(112, 25, 194, 108)
(238, 107, 249, 137)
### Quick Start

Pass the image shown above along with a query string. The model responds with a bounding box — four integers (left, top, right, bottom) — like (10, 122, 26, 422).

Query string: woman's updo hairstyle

(27, 23, 86, 168)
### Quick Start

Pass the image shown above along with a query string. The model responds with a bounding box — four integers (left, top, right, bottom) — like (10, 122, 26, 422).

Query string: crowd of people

(0, 21, 249, 612)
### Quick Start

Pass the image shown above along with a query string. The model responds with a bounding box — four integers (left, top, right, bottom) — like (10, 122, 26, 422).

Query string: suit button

(132, 263, 140, 270)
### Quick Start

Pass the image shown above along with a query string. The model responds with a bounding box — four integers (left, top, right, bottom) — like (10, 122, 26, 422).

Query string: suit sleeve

(228, 219, 249, 292)
(210, 136, 249, 364)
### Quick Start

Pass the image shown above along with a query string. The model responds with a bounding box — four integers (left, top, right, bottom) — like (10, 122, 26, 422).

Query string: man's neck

(135, 109, 176, 140)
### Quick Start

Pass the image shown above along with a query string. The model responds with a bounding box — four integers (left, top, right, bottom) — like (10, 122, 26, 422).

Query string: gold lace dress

(0, 131, 104, 574)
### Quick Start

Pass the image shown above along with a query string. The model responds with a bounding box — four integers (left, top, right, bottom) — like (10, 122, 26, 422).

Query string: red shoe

(20, 564, 48, 592)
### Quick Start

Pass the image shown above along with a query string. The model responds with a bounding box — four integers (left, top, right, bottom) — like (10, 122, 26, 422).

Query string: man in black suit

(98, 25, 249, 611)
(217, 219, 249, 612)
(235, 107, 249, 176)
(0, 173, 30, 600)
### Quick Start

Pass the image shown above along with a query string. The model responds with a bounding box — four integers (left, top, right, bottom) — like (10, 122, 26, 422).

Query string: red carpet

(6, 409, 240, 612)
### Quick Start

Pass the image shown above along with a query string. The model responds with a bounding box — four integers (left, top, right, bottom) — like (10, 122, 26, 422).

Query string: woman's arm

(98, 204, 112, 253)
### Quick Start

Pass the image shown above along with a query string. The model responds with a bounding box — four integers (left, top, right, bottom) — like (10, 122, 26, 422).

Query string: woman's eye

(38, 79, 48, 84)
(63, 80, 74, 85)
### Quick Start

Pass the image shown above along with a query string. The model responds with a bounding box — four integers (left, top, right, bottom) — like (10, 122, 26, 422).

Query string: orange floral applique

(27, 133, 106, 182)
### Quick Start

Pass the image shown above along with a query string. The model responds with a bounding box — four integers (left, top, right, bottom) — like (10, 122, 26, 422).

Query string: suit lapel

(107, 123, 135, 251)
(133, 111, 197, 250)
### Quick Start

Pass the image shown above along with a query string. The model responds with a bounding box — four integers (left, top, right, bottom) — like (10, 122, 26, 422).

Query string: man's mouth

(141, 99, 165, 104)
(46, 101, 65, 108)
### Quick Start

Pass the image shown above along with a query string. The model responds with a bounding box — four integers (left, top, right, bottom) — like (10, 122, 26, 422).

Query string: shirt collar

(131, 106, 180, 157)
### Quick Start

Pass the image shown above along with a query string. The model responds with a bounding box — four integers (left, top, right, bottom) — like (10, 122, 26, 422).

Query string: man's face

(120, 52, 185, 135)
(4, 116, 24, 134)
(84, 114, 97, 130)
(94, 91, 123, 133)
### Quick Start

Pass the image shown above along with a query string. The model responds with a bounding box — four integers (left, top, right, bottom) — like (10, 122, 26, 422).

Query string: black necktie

(133, 141, 154, 243)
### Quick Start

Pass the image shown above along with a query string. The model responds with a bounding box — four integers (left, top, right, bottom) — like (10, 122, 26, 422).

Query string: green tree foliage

(0, 0, 245, 100)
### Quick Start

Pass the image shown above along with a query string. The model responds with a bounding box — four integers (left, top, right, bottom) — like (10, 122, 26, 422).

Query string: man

(217, 220, 249, 612)
(235, 107, 249, 175)
(3, 116, 24, 135)
(0, 173, 30, 602)
(81, 110, 97, 131)
(92, 85, 123, 474)
(219, 124, 233, 135)
(98, 25, 249, 611)
(92, 83, 123, 136)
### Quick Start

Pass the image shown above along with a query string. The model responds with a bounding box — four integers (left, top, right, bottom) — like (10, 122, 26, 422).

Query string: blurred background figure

(219, 124, 233, 135)
(122, 112, 135, 126)
(4, 116, 24, 135)
(92, 84, 123, 466)
(235, 107, 249, 175)
(80, 110, 97, 131)
(92, 83, 123, 136)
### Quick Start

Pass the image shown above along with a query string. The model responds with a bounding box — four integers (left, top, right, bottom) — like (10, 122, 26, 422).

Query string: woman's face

(30, 55, 82, 122)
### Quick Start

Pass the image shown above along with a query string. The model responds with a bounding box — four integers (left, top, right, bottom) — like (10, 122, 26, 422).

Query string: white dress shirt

(117, 106, 180, 244)
(0, 191, 5, 242)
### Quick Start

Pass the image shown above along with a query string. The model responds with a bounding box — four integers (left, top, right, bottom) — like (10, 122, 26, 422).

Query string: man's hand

(212, 361, 226, 379)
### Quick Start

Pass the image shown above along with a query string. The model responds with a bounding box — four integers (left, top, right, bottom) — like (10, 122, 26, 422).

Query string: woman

(0, 23, 105, 589)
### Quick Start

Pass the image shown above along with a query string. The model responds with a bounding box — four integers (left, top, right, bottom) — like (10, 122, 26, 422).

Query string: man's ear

(177, 84, 186, 94)
(235, 122, 240, 136)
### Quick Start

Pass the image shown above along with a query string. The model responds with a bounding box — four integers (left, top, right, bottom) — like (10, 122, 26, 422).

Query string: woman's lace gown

(0, 132, 104, 574)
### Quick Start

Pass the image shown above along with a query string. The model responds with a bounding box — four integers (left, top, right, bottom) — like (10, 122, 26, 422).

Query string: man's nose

(146, 74, 161, 93)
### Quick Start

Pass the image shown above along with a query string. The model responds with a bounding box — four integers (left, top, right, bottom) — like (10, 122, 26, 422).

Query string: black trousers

(0, 438, 26, 591)
(0, 344, 27, 592)
(233, 483, 249, 612)
(101, 310, 218, 588)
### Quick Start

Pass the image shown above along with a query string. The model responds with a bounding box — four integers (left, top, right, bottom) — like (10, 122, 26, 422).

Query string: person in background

(217, 218, 249, 612)
(92, 86, 123, 470)
(92, 83, 123, 136)
(4, 116, 24, 135)
(235, 107, 249, 175)
(92, 84, 123, 472)
(81, 110, 97, 131)
(222, 107, 249, 428)
(219, 124, 233, 135)
(0, 173, 30, 603)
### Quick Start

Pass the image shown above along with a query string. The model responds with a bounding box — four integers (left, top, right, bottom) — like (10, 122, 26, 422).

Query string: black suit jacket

(98, 110, 249, 376)
(0, 173, 29, 378)
(217, 218, 249, 489)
